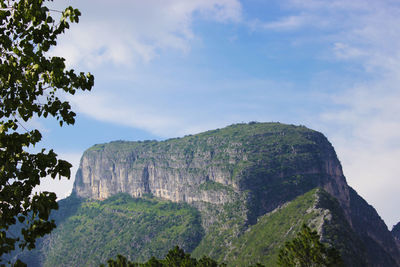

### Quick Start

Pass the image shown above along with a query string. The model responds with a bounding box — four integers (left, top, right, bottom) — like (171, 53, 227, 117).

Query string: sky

(33, 0, 400, 229)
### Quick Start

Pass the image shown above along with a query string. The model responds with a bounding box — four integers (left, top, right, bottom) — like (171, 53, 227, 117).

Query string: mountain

(17, 193, 203, 266)
(393, 222, 400, 251)
(16, 122, 400, 266)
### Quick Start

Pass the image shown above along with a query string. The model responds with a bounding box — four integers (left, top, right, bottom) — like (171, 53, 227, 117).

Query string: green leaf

(0, 0, 93, 265)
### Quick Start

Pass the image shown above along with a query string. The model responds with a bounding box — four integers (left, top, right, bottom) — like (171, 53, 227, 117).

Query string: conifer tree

(277, 224, 343, 267)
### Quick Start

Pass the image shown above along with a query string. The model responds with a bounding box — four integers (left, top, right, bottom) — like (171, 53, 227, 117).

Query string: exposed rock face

(74, 140, 237, 205)
(72, 122, 400, 266)
(348, 188, 400, 266)
(74, 123, 349, 214)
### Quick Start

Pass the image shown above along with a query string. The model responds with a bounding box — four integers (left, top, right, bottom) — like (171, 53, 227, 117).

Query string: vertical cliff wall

(73, 123, 349, 212)
(72, 122, 400, 266)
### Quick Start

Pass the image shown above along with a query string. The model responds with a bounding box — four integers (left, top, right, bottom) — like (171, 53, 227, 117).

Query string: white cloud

(277, 0, 400, 227)
(45, 0, 400, 227)
(319, 75, 400, 221)
(50, 0, 242, 68)
(258, 15, 309, 30)
(69, 92, 187, 137)
(68, 77, 299, 139)
(333, 42, 366, 60)
(266, 0, 400, 73)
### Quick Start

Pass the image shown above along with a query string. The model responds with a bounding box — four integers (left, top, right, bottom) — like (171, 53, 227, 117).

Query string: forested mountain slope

(16, 122, 400, 266)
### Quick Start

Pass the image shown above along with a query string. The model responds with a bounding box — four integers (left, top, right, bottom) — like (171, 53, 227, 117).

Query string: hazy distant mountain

(17, 122, 400, 266)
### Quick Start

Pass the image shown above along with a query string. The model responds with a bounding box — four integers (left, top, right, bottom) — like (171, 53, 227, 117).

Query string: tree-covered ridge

(277, 224, 342, 267)
(192, 188, 365, 267)
(16, 188, 398, 266)
(102, 246, 226, 267)
(15, 122, 399, 266)
(87, 122, 318, 154)
(19, 194, 203, 267)
(103, 225, 343, 267)
(83, 122, 333, 192)
(83, 122, 322, 182)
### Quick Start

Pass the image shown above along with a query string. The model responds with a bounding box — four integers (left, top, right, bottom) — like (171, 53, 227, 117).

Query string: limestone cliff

(74, 123, 349, 216)
(72, 122, 400, 266)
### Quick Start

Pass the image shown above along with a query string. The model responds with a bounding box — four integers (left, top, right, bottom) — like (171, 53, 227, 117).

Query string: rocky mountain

(16, 122, 400, 266)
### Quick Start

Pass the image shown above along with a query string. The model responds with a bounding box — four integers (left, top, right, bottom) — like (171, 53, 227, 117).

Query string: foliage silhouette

(0, 0, 93, 264)
(101, 246, 226, 267)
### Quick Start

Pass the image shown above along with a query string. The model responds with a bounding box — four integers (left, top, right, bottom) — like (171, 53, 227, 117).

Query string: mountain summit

(74, 123, 349, 218)
(20, 123, 400, 266)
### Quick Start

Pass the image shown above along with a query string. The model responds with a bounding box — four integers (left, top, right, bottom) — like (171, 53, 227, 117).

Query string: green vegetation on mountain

(19, 194, 203, 267)
(13, 122, 400, 266)
(20, 188, 361, 267)
(99, 188, 377, 267)
(277, 224, 342, 267)
(102, 246, 225, 267)
(194, 188, 365, 266)
(191, 197, 248, 261)
(93, 188, 357, 267)
(221, 189, 319, 266)
(78, 122, 338, 227)
(85, 122, 321, 185)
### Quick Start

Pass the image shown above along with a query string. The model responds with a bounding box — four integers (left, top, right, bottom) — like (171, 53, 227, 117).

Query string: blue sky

(34, 0, 400, 228)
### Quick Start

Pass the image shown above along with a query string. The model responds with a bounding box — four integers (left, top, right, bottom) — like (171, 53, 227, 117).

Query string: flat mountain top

(14, 122, 400, 266)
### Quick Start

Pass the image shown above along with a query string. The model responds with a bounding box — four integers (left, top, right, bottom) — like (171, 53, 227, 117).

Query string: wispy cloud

(266, 0, 400, 227)
(50, 0, 242, 68)
(318, 73, 400, 227)
(264, 0, 400, 72)
(69, 92, 185, 137)
(255, 15, 309, 31)
(46, 0, 400, 227)
(68, 78, 300, 138)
